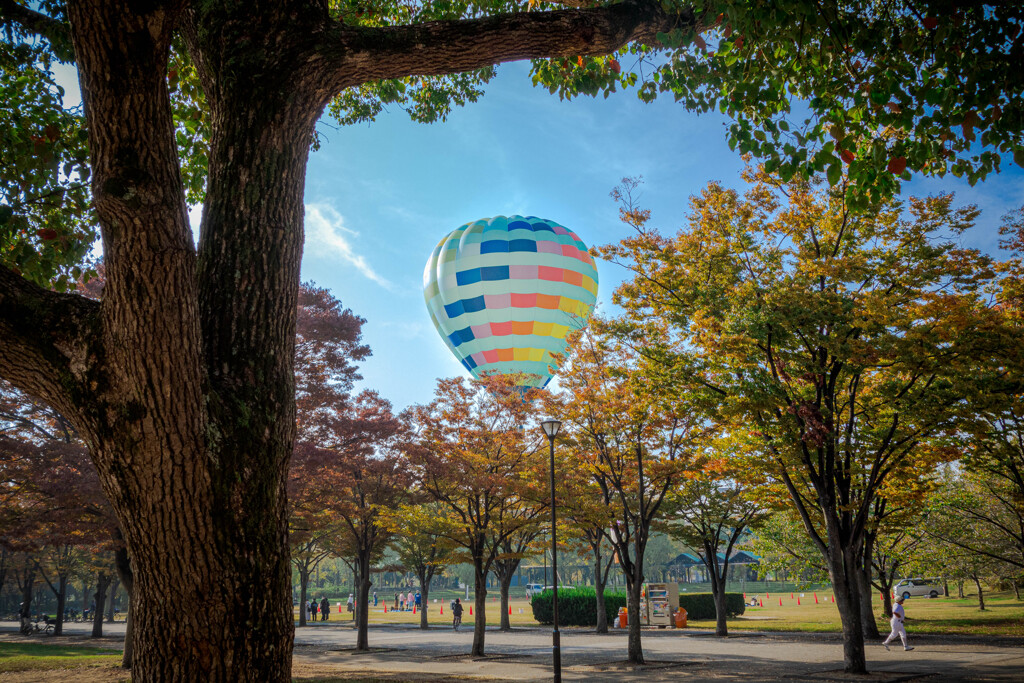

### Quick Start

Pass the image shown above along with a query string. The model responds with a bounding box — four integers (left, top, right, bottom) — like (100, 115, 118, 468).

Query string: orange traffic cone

(470, 606, 473, 616)
(778, 597, 782, 606)
(766, 592, 770, 600)
(831, 595, 835, 603)
(758, 599, 762, 607)
(814, 593, 819, 604)
(509, 606, 512, 615)
(440, 605, 444, 615)
(791, 592, 794, 599)
(797, 597, 801, 605)
(384, 605, 387, 613)
(880, 592, 884, 602)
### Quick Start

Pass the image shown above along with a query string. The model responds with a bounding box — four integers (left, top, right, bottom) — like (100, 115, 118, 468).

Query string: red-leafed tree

(407, 375, 546, 657)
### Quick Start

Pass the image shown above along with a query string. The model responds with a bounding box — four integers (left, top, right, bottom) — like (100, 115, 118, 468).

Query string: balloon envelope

(423, 215, 599, 388)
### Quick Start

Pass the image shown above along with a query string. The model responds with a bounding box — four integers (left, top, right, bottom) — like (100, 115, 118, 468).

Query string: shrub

(531, 587, 627, 626)
(678, 592, 746, 620)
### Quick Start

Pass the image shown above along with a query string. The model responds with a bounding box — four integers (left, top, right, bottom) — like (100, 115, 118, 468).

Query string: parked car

(525, 583, 544, 599)
(893, 578, 944, 599)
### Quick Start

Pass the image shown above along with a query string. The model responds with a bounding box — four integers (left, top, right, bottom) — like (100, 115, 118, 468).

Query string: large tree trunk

(828, 545, 866, 674)
(973, 575, 986, 611)
(92, 571, 112, 638)
(472, 564, 488, 656)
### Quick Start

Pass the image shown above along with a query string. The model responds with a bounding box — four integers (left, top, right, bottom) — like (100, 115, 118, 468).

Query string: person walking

(452, 598, 464, 631)
(308, 600, 315, 622)
(373, 591, 378, 607)
(407, 590, 414, 611)
(320, 596, 330, 621)
(882, 595, 914, 651)
(347, 593, 355, 620)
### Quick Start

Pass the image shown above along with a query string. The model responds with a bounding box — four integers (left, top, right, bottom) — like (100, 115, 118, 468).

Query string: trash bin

(674, 607, 687, 628)
(618, 606, 628, 627)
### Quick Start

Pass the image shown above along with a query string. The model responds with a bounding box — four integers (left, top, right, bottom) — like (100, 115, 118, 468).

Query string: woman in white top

(882, 594, 915, 651)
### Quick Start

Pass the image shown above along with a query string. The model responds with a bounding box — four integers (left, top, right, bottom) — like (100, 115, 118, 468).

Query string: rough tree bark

(0, 0, 687, 678)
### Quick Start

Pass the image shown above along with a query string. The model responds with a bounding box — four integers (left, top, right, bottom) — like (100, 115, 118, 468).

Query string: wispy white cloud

(304, 203, 394, 290)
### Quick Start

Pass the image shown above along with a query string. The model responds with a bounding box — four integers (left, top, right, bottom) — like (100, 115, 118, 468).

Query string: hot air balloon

(423, 215, 599, 388)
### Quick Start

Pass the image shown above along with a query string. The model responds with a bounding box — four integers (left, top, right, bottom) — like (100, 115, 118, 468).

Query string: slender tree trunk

(957, 580, 964, 598)
(973, 575, 985, 611)
(106, 575, 120, 622)
(113, 537, 133, 669)
(472, 563, 488, 656)
(594, 555, 608, 634)
(18, 564, 35, 635)
(355, 556, 372, 650)
(854, 562, 880, 639)
(54, 574, 68, 636)
(92, 571, 111, 638)
(881, 582, 893, 619)
(711, 571, 728, 637)
(298, 567, 310, 627)
(498, 569, 514, 631)
(626, 576, 644, 664)
(1012, 580, 1020, 601)
(419, 581, 430, 630)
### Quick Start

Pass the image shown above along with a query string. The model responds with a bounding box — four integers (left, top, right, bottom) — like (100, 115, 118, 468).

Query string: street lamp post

(540, 418, 562, 683)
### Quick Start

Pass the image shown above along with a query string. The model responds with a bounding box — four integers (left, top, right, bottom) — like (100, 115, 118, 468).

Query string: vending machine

(643, 582, 680, 627)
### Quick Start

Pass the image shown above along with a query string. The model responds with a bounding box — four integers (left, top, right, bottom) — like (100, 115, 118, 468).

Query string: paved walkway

(2, 621, 1021, 681)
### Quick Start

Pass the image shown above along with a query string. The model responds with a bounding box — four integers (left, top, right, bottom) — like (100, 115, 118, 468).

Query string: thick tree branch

(0, 264, 101, 417)
(317, 0, 691, 90)
(0, 0, 73, 60)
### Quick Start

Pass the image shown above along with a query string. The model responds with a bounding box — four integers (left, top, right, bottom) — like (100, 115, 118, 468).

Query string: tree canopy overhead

(1, 0, 1022, 679)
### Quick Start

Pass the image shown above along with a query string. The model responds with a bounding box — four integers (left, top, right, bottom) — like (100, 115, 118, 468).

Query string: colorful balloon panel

(423, 215, 599, 388)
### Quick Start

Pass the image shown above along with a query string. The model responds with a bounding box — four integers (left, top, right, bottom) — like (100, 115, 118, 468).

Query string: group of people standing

(393, 590, 421, 611)
(307, 596, 330, 621)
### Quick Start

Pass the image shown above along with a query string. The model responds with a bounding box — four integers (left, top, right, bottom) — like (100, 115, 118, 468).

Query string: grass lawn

(686, 589, 1024, 636)
(300, 589, 1023, 637)
(0, 641, 122, 673)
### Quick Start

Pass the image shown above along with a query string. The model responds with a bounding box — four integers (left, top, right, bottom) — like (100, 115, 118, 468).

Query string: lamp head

(540, 419, 562, 439)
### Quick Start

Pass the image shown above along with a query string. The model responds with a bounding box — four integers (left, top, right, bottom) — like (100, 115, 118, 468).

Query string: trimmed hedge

(531, 589, 746, 625)
(679, 592, 746, 620)
(531, 587, 627, 626)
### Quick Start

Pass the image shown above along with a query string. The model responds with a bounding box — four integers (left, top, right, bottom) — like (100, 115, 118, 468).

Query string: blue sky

(55, 60, 1024, 412)
(300, 61, 1024, 411)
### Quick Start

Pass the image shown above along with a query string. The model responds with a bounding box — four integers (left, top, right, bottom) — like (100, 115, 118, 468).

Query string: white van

(525, 583, 544, 599)
(893, 578, 944, 599)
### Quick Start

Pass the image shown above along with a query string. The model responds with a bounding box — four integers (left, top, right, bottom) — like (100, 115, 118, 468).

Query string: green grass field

(298, 589, 1023, 636)
(685, 589, 1024, 636)
(0, 641, 122, 673)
